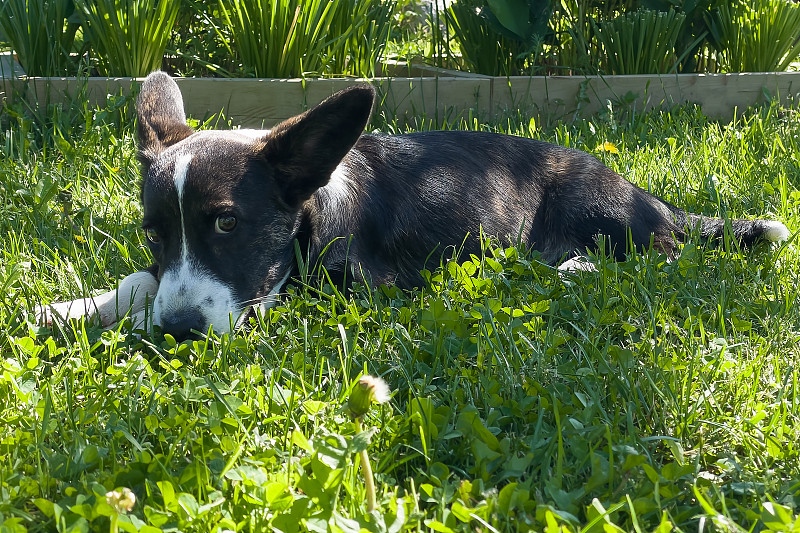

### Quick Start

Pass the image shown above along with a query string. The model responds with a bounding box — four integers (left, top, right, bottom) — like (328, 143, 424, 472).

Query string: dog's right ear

(136, 71, 194, 166)
(259, 84, 375, 207)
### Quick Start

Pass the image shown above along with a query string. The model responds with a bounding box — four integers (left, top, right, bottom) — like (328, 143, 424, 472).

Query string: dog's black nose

(160, 308, 204, 341)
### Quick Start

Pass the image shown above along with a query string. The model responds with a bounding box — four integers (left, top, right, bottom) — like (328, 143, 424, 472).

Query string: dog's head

(136, 71, 374, 339)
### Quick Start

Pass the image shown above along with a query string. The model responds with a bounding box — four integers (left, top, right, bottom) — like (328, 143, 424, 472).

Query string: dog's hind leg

(557, 256, 598, 273)
(37, 270, 159, 328)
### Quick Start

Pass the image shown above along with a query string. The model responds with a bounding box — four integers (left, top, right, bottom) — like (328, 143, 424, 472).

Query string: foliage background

(1, 0, 800, 77)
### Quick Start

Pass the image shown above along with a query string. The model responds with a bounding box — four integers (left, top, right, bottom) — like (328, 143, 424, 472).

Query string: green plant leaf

(486, 0, 531, 41)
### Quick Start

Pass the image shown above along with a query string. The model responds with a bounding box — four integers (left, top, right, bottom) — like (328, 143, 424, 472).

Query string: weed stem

(355, 417, 377, 512)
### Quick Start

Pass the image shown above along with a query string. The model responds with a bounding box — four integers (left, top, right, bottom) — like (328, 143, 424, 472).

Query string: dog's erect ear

(137, 71, 194, 162)
(260, 84, 375, 206)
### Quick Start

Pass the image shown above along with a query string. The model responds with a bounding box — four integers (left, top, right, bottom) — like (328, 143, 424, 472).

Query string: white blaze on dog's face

(136, 71, 374, 339)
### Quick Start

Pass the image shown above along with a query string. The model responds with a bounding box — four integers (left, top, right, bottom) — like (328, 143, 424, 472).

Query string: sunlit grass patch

(1, 92, 798, 531)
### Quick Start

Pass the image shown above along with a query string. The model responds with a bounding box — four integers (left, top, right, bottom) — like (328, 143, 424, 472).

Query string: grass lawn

(1, 89, 799, 532)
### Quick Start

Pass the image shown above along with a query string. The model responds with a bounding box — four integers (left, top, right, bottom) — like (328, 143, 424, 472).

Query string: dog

(38, 71, 790, 340)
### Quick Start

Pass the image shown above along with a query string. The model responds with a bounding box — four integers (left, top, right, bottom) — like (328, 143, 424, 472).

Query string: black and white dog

(40, 71, 790, 339)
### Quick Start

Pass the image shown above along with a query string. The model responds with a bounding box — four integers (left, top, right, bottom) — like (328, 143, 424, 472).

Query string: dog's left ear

(260, 84, 375, 206)
(137, 71, 194, 165)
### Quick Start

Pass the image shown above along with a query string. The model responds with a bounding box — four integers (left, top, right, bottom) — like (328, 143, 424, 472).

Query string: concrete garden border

(2, 58, 799, 127)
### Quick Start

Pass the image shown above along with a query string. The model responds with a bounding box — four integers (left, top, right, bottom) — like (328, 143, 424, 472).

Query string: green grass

(1, 91, 799, 532)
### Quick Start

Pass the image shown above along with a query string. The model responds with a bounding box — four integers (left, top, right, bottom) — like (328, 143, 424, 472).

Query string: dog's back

(303, 129, 786, 287)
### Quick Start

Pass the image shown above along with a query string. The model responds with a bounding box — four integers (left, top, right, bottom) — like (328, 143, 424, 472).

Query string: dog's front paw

(35, 298, 100, 327)
(35, 272, 159, 330)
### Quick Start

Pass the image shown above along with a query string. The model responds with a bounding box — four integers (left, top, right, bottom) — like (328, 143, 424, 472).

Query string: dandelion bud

(106, 488, 136, 514)
(347, 375, 391, 418)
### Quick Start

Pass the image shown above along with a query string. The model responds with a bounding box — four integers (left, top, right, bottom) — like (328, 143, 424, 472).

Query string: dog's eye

(215, 215, 237, 234)
(144, 227, 160, 243)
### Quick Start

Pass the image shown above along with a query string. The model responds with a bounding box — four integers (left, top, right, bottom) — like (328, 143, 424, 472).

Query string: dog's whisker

(236, 291, 288, 310)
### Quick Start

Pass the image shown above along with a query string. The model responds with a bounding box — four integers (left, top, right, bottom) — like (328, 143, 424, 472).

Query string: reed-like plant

(445, 0, 524, 75)
(640, 0, 721, 73)
(326, 0, 394, 78)
(165, 0, 241, 77)
(593, 8, 686, 74)
(217, 0, 393, 78)
(551, 0, 639, 74)
(445, 0, 553, 75)
(707, 0, 800, 72)
(74, 0, 180, 76)
(0, 0, 80, 76)
(217, 0, 333, 78)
